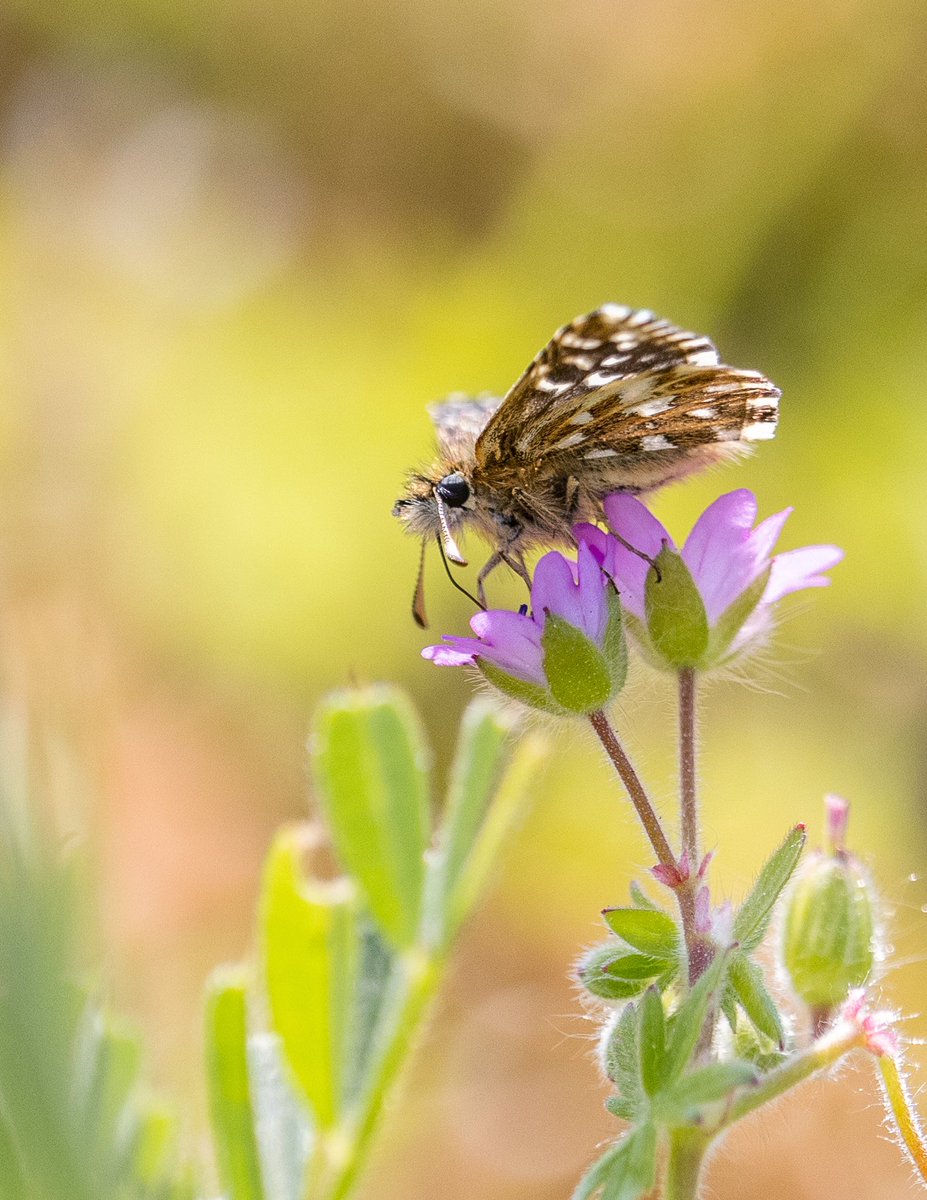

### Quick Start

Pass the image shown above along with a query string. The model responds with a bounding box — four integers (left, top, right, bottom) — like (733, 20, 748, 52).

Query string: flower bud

(782, 799, 878, 1020)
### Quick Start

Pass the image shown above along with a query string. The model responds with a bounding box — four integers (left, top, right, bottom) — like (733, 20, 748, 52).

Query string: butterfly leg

(476, 553, 503, 608)
(501, 552, 532, 594)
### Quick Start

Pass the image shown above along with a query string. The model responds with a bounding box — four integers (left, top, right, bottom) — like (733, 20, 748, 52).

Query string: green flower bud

(782, 806, 878, 1020)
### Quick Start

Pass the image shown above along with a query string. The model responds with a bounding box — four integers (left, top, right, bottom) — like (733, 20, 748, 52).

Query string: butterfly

(393, 304, 780, 627)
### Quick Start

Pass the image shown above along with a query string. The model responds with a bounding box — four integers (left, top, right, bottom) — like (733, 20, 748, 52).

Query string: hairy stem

(665, 1128, 709, 1200)
(878, 1055, 927, 1185)
(589, 710, 676, 870)
(678, 668, 698, 871)
(588, 710, 706, 993)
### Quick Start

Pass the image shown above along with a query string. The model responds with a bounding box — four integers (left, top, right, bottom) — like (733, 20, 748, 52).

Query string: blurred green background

(2, 0, 927, 1195)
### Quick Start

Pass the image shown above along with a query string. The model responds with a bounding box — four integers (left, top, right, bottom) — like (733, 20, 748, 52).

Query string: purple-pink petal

(423, 608, 546, 685)
(764, 545, 844, 604)
(682, 490, 761, 623)
(595, 495, 672, 619)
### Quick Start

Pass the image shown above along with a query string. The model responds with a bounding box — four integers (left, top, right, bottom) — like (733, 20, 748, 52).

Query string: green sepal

(571, 1124, 658, 1200)
(541, 613, 614, 713)
(732, 1019, 788, 1073)
(644, 547, 709, 669)
(639, 987, 668, 1098)
(312, 686, 430, 950)
(729, 953, 785, 1048)
(477, 658, 564, 713)
(602, 907, 679, 958)
(605, 1095, 637, 1121)
(704, 565, 771, 666)
(660, 1061, 759, 1124)
(733, 825, 806, 952)
(260, 826, 357, 1129)
(204, 968, 265, 1200)
(603, 584, 629, 694)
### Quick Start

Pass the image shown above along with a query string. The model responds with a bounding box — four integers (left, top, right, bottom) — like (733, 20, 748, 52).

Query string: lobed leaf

(661, 1061, 759, 1124)
(733, 825, 806, 952)
(205, 968, 265, 1200)
(729, 953, 785, 1048)
(602, 908, 679, 958)
(312, 686, 430, 950)
(260, 827, 357, 1130)
(639, 987, 668, 1098)
(572, 1124, 657, 1200)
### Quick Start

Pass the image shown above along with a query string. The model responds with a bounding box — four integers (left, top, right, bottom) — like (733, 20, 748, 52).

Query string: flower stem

(588, 710, 706, 992)
(878, 1055, 927, 1185)
(589, 710, 676, 871)
(678, 667, 698, 870)
(665, 1128, 709, 1200)
(723, 1020, 865, 1127)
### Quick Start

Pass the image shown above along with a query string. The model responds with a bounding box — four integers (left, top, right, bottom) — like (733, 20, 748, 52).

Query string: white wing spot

(599, 303, 631, 321)
(689, 407, 717, 419)
(569, 410, 595, 426)
(742, 420, 777, 442)
(641, 434, 675, 452)
(584, 447, 620, 459)
(686, 349, 720, 366)
(553, 431, 586, 450)
(629, 397, 673, 417)
(585, 370, 622, 388)
(714, 428, 740, 442)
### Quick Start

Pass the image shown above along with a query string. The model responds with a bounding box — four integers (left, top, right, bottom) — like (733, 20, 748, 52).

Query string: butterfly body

(393, 305, 780, 623)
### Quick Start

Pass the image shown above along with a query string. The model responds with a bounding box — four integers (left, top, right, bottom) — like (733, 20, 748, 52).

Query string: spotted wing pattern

(428, 393, 503, 462)
(475, 305, 779, 470)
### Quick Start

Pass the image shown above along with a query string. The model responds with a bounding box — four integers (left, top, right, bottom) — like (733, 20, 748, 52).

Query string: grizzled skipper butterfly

(393, 304, 779, 627)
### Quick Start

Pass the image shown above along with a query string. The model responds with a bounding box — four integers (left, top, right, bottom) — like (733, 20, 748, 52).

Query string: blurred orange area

(1, 0, 926, 1195)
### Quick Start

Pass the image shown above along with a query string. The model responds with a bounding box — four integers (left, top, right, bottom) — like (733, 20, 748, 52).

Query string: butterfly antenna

(412, 539, 429, 629)
(436, 535, 486, 612)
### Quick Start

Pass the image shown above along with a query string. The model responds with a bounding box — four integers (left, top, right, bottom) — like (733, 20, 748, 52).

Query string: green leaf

(729, 954, 785, 1047)
(662, 1061, 759, 1123)
(629, 881, 663, 912)
(435, 699, 519, 913)
(662, 950, 730, 1086)
(644, 548, 709, 668)
(0, 1103, 26, 1200)
(342, 920, 394, 1102)
(602, 907, 679, 957)
(572, 1125, 657, 1200)
(578, 946, 672, 1001)
(443, 734, 546, 941)
(639, 987, 667, 1097)
(602, 1004, 645, 1118)
(541, 614, 613, 713)
(312, 686, 430, 950)
(260, 827, 357, 1129)
(704, 566, 771, 666)
(733, 825, 806, 952)
(246, 1034, 312, 1200)
(205, 968, 265, 1200)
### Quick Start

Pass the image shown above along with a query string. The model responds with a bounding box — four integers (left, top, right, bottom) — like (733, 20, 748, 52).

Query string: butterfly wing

(474, 305, 779, 473)
(428, 393, 503, 463)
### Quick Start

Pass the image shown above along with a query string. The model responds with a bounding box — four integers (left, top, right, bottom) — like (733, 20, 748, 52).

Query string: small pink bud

(826, 793, 850, 854)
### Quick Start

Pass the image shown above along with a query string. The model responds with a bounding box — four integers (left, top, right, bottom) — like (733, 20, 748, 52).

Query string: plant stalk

(678, 667, 698, 871)
(588, 710, 706, 995)
(878, 1055, 927, 1185)
(665, 1128, 709, 1200)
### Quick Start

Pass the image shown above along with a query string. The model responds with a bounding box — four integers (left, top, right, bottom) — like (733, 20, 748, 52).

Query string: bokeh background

(2, 0, 927, 1196)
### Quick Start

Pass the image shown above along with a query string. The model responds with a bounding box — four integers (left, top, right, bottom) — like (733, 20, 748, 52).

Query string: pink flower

(423, 542, 626, 714)
(577, 490, 843, 669)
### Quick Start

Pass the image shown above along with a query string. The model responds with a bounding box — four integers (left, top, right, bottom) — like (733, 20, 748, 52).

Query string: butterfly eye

(435, 473, 471, 508)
